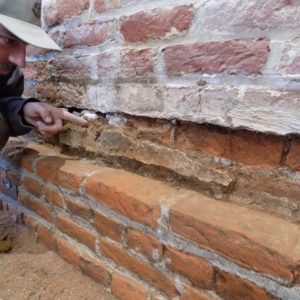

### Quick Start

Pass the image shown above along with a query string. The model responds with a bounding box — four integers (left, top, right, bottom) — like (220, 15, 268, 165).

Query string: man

(0, 0, 87, 150)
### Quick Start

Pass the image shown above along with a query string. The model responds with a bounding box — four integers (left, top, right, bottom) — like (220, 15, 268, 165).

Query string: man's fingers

(36, 119, 63, 136)
(59, 109, 88, 125)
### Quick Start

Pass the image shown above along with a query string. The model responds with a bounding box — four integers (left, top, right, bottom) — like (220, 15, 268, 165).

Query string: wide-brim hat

(0, 0, 61, 51)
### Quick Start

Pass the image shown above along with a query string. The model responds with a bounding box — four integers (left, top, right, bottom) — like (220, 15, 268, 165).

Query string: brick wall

(1, 144, 300, 299)
(3, 0, 300, 299)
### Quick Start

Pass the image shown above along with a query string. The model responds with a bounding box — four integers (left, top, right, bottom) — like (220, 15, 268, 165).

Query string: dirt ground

(0, 215, 116, 300)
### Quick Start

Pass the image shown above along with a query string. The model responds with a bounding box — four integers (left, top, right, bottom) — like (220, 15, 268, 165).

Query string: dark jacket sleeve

(0, 67, 38, 136)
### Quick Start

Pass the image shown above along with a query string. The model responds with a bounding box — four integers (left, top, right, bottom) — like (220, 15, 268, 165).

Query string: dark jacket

(0, 66, 37, 136)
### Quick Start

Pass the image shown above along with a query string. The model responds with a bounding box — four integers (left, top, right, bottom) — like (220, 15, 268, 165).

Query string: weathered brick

(196, 0, 300, 34)
(100, 240, 177, 297)
(94, 0, 105, 13)
(65, 197, 92, 221)
(19, 193, 53, 223)
(112, 272, 148, 300)
(35, 81, 58, 104)
(37, 225, 56, 250)
(165, 40, 270, 76)
(286, 136, 300, 171)
(93, 210, 124, 242)
(24, 214, 39, 231)
(96, 51, 119, 80)
(127, 229, 163, 261)
(121, 6, 194, 43)
(56, 236, 81, 267)
(179, 283, 217, 300)
(165, 247, 214, 289)
(170, 193, 300, 284)
(47, 56, 94, 81)
(23, 61, 47, 81)
(215, 271, 278, 300)
(85, 168, 176, 229)
(121, 49, 156, 77)
(175, 123, 284, 168)
(44, 186, 65, 209)
(79, 254, 111, 286)
(23, 176, 42, 198)
(43, 0, 89, 26)
(56, 215, 97, 250)
(63, 21, 107, 48)
(35, 156, 98, 192)
(20, 149, 39, 173)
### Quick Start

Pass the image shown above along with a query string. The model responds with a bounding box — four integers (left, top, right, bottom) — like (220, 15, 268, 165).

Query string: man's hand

(23, 102, 87, 136)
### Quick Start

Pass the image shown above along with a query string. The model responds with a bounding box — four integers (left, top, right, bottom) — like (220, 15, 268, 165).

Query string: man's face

(0, 25, 27, 75)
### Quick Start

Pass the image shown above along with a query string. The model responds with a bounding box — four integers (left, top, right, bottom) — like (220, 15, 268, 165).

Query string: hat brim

(0, 14, 61, 51)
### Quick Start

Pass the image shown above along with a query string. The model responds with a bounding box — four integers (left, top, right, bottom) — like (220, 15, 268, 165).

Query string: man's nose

(8, 43, 27, 68)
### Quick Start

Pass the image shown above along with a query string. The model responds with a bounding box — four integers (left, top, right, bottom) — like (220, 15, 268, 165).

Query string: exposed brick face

(165, 40, 270, 76)
(120, 6, 194, 43)
(215, 271, 278, 300)
(112, 272, 148, 300)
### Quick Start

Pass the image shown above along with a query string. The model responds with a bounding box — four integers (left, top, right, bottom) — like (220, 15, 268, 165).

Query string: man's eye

(0, 36, 19, 46)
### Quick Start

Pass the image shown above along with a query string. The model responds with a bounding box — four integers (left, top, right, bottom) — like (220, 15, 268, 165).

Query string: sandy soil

(0, 220, 116, 300)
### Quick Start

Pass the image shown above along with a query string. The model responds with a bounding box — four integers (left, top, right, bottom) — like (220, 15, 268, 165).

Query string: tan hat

(0, 0, 61, 51)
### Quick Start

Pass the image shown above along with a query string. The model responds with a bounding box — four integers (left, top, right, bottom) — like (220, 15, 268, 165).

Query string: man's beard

(0, 63, 15, 74)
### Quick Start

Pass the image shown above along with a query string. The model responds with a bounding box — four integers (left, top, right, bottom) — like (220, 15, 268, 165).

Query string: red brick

(94, 0, 105, 13)
(56, 215, 96, 250)
(79, 254, 111, 286)
(112, 272, 148, 300)
(286, 136, 300, 171)
(96, 51, 119, 79)
(37, 225, 56, 250)
(215, 271, 278, 300)
(85, 168, 176, 230)
(56, 236, 81, 267)
(63, 21, 107, 48)
(19, 193, 53, 223)
(47, 56, 94, 81)
(93, 210, 124, 242)
(165, 39, 270, 76)
(36, 157, 98, 192)
(121, 6, 194, 43)
(121, 49, 156, 77)
(44, 187, 65, 209)
(22, 61, 47, 81)
(170, 193, 300, 284)
(179, 284, 217, 300)
(165, 247, 214, 289)
(23, 176, 42, 198)
(127, 229, 163, 261)
(65, 197, 91, 221)
(100, 240, 177, 297)
(20, 149, 40, 172)
(175, 123, 284, 168)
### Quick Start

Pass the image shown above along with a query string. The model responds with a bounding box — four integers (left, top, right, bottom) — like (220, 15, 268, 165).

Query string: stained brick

(79, 254, 111, 286)
(286, 136, 300, 171)
(44, 186, 65, 209)
(121, 6, 194, 43)
(23, 61, 48, 81)
(93, 210, 124, 242)
(37, 225, 56, 250)
(179, 283, 217, 300)
(85, 168, 176, 230)
(56, 215, 97, 250)
(56, 236, 81, 267)
(112, 272, 148, 300)
(165, 247, 214, 289)
(23, 176, 42, 198)
(170, 194, 300, 284)
(127, 229, 163, 261)
(215, 271, 278, 300)
(165, 39, 270, 76)
(100, 240, 177, 297)
(19, 193, 53, 223)
(65, 197, 92, 221)
(63, 21, 107, 48)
